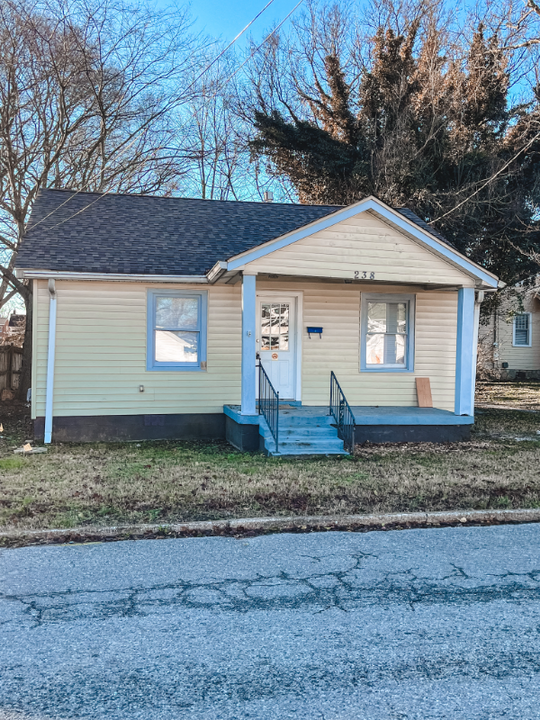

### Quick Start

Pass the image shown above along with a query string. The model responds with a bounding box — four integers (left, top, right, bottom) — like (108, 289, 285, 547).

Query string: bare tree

(0, 0, 201, 396)
(177, 58, 246, 201)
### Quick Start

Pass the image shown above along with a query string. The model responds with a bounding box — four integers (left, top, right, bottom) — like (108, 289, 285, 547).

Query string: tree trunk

(18, 287, 32, 401)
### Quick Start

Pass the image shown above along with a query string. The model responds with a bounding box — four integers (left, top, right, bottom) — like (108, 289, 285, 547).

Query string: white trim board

(225, 197, 499, 289)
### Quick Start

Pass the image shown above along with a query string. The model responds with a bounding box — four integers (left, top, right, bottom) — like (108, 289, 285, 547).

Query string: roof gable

(226, 196, 498, 288)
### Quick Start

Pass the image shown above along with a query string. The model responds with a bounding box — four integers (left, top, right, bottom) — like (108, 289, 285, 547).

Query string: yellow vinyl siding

(33, 281, 241, 417)
(245, 212, 475, 287)
(33, 278, 458, 418)
(257, 280, 457, 411)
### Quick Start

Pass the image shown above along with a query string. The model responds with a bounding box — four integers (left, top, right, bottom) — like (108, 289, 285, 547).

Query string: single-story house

(478, 276, 540, 380)
(15, 189, 500, 454)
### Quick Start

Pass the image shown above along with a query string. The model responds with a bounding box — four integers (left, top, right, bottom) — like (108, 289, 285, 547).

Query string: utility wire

(430, 127, 540, 224)
(218, 0, 303, 89)
(26, 0, 281, 233)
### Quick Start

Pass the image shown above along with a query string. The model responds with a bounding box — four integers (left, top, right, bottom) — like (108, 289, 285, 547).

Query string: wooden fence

(0, 346, 23, 391)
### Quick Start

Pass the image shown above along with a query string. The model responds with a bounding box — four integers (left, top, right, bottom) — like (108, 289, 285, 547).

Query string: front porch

(230, 269, 480, 455)
(224, 404, 473, 455)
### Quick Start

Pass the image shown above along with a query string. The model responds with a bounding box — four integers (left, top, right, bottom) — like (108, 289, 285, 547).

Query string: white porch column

(241, 272, 257, 415)
(454, 287, 476, 416)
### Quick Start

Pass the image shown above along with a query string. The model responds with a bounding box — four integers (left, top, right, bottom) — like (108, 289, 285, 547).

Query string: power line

(27, 0, 281, 233)
(218, 0, 303, 89)
(183, 0, 279, 99)
(430, 127, 540, 224)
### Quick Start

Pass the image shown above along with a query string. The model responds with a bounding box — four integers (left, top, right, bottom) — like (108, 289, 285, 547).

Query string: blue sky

(161, 0, 302, 47)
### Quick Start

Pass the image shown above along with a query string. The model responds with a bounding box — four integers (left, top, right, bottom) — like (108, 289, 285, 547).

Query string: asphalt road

(1, 524, 540, 719)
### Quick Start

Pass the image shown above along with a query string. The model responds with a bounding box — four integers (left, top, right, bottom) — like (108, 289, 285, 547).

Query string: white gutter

(470, 290, 484, 413)
(44, 279, 57, 444)
(15, 269, 208, 283)
(206, 261, 228, 284)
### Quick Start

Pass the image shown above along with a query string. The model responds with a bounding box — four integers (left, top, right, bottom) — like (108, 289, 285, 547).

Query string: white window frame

(512, 312, 532, 347)
(147, 289, 208, 371)
(360, 293, 416, 372)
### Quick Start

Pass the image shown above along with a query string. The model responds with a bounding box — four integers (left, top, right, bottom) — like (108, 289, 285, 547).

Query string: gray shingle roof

(395, 207, 452, 247)
(18, 190, 341, 276)
(17, 189, 454, 276)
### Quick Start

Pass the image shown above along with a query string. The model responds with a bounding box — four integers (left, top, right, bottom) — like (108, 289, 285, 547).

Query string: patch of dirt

(0, 402, 32, 452)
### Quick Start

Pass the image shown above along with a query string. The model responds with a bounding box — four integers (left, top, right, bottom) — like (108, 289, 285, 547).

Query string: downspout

(471, 290, 484, 412)
(44, 279, 57, 444)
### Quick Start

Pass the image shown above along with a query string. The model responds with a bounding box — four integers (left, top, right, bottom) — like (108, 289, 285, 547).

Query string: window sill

(147, 365, 207, 372)
(360, 366, 413, 373)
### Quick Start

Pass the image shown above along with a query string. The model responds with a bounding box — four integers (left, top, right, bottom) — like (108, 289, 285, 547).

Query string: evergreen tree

(249, 10, 540, 284)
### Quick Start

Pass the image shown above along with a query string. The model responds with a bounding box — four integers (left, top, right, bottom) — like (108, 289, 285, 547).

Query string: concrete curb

(2, 508, 540, 547)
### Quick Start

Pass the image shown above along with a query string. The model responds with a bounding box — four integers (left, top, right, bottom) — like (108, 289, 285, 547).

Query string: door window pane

(260, 302, 290, 352)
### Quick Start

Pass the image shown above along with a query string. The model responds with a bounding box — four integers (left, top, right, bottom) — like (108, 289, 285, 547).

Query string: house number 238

(354, 270, 375, 279)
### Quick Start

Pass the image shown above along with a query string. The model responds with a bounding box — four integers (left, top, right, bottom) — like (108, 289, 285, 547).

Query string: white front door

(257, 296, 297, 400)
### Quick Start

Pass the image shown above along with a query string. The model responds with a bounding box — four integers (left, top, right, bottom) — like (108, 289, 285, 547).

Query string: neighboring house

(15, 189, 500, 454)
(478, 277, 540, 380)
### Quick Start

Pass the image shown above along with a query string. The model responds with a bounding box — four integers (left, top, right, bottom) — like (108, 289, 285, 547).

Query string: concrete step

(270, 448, 348, 456)
(277, 438, 345, 450)
(278, 426, 338, 438)
(278, 435, 344, 447)
(279, 416, 334, 427)
(261, 429, 347, 456)
(258, 410, 349, 457)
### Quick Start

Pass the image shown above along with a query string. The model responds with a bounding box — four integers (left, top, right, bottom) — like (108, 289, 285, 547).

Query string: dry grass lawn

(476, 380, 540, 410)
(1, 391, 540, 532)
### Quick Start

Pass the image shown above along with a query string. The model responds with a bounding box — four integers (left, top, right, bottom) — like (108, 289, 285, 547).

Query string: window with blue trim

(147, 290, 207, 371)
(360, 294, 415, 372)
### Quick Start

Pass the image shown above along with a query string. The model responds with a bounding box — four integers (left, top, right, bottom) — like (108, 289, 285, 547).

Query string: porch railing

(258, 361, 279, 451)
(329, 371, 356, 454)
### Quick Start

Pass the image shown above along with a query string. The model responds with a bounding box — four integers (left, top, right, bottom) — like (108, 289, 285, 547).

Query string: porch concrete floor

(224, 405, 473, 425)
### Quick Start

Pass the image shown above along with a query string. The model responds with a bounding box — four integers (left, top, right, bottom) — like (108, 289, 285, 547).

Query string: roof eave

(14, 269, 209, 283)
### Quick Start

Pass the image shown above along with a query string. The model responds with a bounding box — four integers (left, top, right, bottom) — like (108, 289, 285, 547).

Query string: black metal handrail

(329, 371, 356, 453)
(258, 361, 279, 451)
